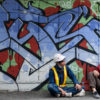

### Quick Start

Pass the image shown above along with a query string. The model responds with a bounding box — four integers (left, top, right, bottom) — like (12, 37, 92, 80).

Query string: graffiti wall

(0, 0, 100, 91)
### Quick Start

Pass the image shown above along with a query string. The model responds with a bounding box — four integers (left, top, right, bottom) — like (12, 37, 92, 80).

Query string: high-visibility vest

(52, 65, 67, 87)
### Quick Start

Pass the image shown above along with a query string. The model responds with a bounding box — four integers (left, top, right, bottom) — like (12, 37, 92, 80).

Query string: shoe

(74, 89, 85, 97)
(65, 92, 72, 97)
(93, 91, 100, 99)
(55, 94, 61, 97)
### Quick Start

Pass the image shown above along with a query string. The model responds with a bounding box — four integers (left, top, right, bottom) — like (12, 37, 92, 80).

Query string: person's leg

(96, 87, 100, 95)
(88, 72, 100, 99)
(62, 86, 82, 96)
(48, 84, 61, 97)
(95, 77, 100, 94)
(88, 72, 97, 92)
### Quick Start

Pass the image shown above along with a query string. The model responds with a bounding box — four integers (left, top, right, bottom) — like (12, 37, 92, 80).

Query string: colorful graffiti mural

(0, 0, 100, 91)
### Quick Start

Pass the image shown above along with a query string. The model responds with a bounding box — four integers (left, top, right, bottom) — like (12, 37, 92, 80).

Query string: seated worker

(88, 65, 100, 99)
(48, 53, 85, 97)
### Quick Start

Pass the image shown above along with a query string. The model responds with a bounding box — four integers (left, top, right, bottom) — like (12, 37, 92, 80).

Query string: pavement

(0, 90, 99, 100)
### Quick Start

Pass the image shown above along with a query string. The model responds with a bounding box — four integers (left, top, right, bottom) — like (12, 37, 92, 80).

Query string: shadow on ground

(0, 90, 97, 100)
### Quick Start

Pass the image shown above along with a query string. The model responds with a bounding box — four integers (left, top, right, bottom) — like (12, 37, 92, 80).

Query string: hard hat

(54, 53, 65, 62)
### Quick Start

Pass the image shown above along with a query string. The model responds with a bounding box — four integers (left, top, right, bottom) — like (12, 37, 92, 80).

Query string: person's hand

(75, 84, 82, 90)
(93, 70, 99, 77)
(58, 87, 66, 96)
(61, 90, 67, 96)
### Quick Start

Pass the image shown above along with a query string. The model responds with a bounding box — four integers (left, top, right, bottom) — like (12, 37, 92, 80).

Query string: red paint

(72, 23, 88, 49)
(26, 37, 39, 55)
(76, 60, 96, 90)
(76, 60, 86, 82)
(9, 55, 13, 61)
(0, 50, 24, 78)
(7, 52, 24, 78)
(72, 23, 84, 32)
(19, 24, 29, 38)
(44, 5, 61, 16)
(64, 23, 83, 46)
(18, 23, 39, 55)
(73, 0, 91, 8)
(5, 20, 39, 78)
(65, 38, 73, 44)
(0, 50, 9, 64)
(73, 0, 96, 17)
(6, 20, 13, 28)
(40, 24, 46, 27)
(87, 64, 96, 73)
(79, 39, 88, 49)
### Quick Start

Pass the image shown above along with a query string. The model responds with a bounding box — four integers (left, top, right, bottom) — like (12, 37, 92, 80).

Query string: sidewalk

(0, 90, 98, 100)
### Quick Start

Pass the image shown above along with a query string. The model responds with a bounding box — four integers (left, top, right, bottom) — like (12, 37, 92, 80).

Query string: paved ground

(0, 90, 98, 100)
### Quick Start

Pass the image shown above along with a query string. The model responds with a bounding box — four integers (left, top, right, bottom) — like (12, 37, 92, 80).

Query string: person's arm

(93, 65, 100, 77)
(96, 65, 100, 73)
(49, 69, 55, 84)
(58, 87, 67, 96)
(92, 64, 100, 77)
(66, 66, 82, 90)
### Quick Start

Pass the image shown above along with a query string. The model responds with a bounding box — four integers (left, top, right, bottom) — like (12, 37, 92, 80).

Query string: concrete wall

(0, 0, 100, 91)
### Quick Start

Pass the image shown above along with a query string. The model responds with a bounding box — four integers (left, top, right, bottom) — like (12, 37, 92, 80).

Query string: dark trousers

(88, 72, 100, 93)
(48, 84, 81, 96)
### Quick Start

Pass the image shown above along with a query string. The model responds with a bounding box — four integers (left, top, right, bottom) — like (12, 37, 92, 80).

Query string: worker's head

(53, 53, 66, 67)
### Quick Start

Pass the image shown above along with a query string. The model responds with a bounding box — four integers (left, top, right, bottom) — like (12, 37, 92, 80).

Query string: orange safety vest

(52, 65, 67, 87)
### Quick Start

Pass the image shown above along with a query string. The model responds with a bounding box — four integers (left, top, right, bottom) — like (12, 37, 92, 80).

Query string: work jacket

(49, 64, 79, 87)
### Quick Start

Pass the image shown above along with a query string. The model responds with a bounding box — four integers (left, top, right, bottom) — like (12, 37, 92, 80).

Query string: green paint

(19, 0, 56, 9)
(24, 43, 31, 49)
(59, 42, 66, 49)
(68, 61, 84, 83)
(2, 51, 19, 72)
(9, 50, 13, 56)
(91, 0, 100, 19)
(18, 0, 76, 10)
(31, 0, 40, 8)
(10, 52, 17, 66)
(24, 44, 41, 57)
(37, 50, 41, 57)
(41, 84, 48, 90)
(21, 28, 24, 32)
(79, 16, 93, 25)
(9, 51, 17, 66)
(58, 0, 75, 10)
(41, 82, 74, 90)
(18, 0, 100, 20)
(87, 43, 93, 51)
(2, 59, 10, 72)
(18, 0, 31, 8)
(67, 83, 74, 87)
(2, 0, 99, 90)
(38, 0, 56, 10)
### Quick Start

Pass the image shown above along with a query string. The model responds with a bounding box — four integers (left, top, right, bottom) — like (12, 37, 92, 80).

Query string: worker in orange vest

(48, 53, 85, 97)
